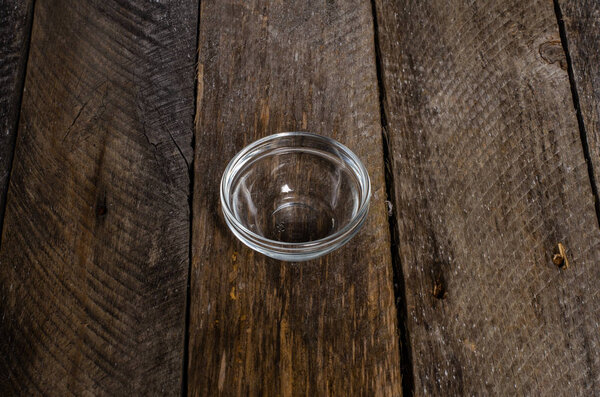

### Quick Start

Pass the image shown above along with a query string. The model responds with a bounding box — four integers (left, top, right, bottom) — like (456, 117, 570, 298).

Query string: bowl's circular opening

(220, 132, 371, 261)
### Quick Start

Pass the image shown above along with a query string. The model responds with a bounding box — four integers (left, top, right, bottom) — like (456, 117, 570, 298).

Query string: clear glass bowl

(220, 132, 371, 261)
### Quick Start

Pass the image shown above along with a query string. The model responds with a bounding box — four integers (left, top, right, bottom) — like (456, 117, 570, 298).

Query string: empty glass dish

(220, 132, 371, 261)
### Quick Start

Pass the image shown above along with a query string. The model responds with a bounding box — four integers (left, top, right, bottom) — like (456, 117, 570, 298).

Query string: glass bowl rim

(220, 131, 371, 252)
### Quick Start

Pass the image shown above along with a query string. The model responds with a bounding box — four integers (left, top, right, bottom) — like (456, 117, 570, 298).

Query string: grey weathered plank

(188, 0, 402, 395)
(0, 0, 34, 240)
(558, 0, 600, 224)
(374, 0, 600, 394)
(0, 0, 197, 394)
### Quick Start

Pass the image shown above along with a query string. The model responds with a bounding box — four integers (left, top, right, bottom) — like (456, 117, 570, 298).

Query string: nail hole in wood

(432, 279, 446, 300)
(553, 243, 569, 269)
(96, 203, 107, 218)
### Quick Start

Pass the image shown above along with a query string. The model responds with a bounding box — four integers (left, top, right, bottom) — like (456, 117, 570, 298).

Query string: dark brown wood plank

(0, 0, 34, 239)
(559, 0, 600, 222)
(0, 0, 197, 394)
(189, 0, 401, 395)
(374, 0, 600, 394)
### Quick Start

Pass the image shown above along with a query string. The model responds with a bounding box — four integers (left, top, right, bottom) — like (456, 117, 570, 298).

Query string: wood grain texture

(0, 0, 34, 240)
(189, 0, 401, 395)
(559, 0, 600, 221)
(0, 0, 197, 394)
(374, 0, 600, 394)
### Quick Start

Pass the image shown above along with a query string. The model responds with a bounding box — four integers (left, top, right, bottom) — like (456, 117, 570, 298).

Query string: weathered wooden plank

(0, 0, 197, 394)
(559, 0, 600, 222)
(189, 0, 401, 395)
(0, 0, 34, 240)
(374, 0, 600, 394)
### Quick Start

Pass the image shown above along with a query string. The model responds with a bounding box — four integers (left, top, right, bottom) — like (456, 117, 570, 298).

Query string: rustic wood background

(1, 0, 599, 395)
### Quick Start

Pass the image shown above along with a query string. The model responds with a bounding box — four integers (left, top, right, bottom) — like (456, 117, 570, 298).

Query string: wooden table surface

(1, 0, 599, 395)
